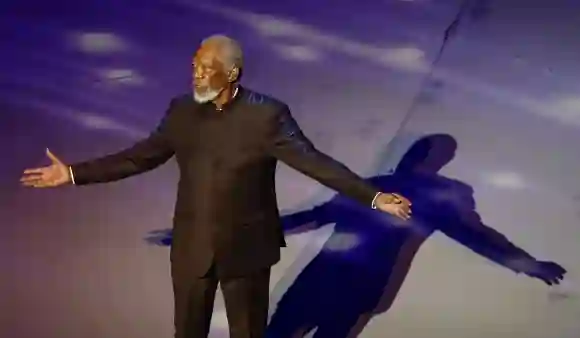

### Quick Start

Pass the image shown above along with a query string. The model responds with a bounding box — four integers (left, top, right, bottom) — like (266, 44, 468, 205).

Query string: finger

(20, 174, 44, 183)
(22, 180, 48, 187)
(405, 206, 412, 217)
(23, 168, 45, 174)
(35, 181, 55, 188)
(393, 194, 411, 205)
(46, 148, 62, 164)
(392, 193, 402, 203)
(21, 176, 53, 187)
(396, 212, 407, 221)
(21, 176, 44, 185)
(21, 180, 36, 187)
(397, 208, 411, 220)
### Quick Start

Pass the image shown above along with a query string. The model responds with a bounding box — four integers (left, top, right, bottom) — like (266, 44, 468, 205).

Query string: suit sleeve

(69, 99, 177, 185)
(268, 105, 379, 206)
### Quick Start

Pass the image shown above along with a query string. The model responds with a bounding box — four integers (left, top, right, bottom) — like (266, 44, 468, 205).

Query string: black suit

(70, 87, 379, 337)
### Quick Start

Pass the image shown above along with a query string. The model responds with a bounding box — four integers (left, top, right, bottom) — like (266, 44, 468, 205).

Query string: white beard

(193, 89, 221, 103)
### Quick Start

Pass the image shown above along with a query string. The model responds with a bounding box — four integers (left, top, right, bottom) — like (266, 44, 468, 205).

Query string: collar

(215, 85, 240, 111)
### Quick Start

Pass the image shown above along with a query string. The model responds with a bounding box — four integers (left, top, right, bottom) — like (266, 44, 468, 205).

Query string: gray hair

(200, 34, 244, 71)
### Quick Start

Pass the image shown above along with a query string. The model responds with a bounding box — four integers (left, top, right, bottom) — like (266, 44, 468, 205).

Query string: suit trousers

(171, 260, 271, 338)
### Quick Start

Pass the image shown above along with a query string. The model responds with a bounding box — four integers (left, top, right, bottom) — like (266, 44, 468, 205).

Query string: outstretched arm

(266, 105, 411, 219)
(281, 200, 338, 235)
(69, 98, 179, 185)
(267, 105, 379, 206)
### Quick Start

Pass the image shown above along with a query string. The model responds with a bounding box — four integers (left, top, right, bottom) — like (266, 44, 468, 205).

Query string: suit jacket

(70, 87, 379, 276)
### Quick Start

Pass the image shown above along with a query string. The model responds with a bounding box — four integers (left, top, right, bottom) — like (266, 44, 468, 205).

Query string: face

(191, 43, 231, 103)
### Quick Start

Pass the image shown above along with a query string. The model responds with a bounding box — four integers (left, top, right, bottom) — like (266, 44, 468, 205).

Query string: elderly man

(20, 35, 412, 338)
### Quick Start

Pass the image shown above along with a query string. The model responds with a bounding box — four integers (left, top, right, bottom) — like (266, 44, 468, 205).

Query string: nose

(193, 65, 203, 78)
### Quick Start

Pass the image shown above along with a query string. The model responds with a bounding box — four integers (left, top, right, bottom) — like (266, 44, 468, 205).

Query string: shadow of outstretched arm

(144, 228, 173, 246)
(281, 200, 336, 236)
(439, 195, 566, 285)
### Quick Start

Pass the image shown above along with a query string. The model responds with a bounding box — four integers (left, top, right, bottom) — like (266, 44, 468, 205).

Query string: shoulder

(444, 177, 473, 195)
(243, 88, 288, 113)
(170, 93, 193, 106)
(164, 94, 194, 117)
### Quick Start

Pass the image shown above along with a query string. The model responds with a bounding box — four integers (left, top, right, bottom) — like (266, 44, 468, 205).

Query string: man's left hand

(523, 260, 567, 286)
(375, 193, 412, 220)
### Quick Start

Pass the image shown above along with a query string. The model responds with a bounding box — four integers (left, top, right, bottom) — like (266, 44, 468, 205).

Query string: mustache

(193, 83, 208, 90)
(193, 81, 210, 88)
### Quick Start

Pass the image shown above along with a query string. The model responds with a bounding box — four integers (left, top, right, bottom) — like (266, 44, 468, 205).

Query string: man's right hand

(20, 148, 72, 188)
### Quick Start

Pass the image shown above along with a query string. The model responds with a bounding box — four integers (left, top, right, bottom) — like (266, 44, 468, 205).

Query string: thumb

(46, 148, 63, 164)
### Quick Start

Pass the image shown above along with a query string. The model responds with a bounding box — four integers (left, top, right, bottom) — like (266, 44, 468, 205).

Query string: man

(20, 35, 412, 338)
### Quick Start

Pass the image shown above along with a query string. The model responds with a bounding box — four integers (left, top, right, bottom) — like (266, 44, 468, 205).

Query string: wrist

(371, 192, 382, 209)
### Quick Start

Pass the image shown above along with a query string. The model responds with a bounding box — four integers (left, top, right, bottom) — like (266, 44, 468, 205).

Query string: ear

(228, 67, 240, 82)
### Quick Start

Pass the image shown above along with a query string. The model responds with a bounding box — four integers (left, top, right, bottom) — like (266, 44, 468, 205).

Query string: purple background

(2, 0, 580, 337)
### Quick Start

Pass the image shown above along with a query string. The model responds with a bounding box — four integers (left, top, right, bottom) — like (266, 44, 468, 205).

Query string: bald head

(200, 34, 244, 72)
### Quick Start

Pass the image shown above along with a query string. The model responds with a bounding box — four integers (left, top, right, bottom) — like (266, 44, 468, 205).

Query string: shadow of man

(145, 133, 566, 338)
